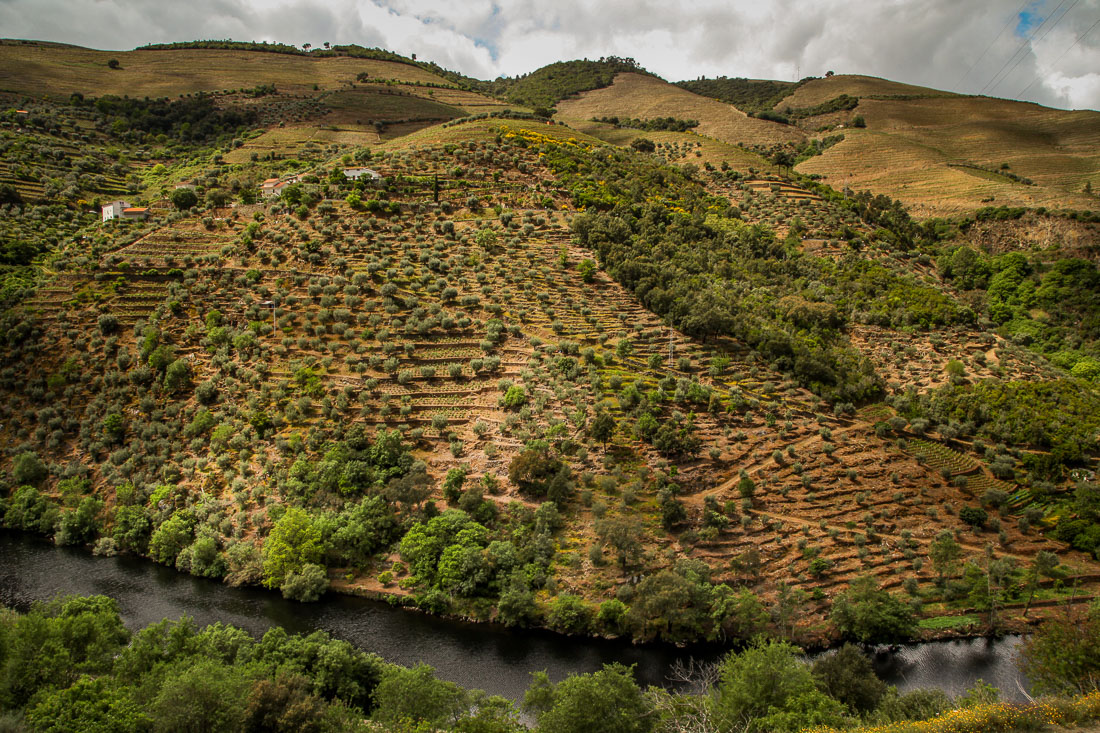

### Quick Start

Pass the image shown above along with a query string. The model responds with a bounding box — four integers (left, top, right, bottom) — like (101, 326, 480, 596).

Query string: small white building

(101, 201, 150, 222)
(344, 167, 383, 183)
(260, 178, 281, 198)
(260, 174, 304, 199)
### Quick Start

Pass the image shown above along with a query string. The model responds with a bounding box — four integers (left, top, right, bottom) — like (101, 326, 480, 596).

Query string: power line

(979, 0, 1072, 95)
(988, 0, 1080, 94)
(979, 0, 1068, 94)
(1017, 14, 1100, 97)
(958, 0, 1032, 87)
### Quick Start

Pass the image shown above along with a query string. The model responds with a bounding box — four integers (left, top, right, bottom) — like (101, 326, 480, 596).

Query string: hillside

(795, 91, 1100, 217)
(774, 74, 959, 110)
(486, 57, 654, 111)
(0, 39, 461, 96)
(2, 42, 1100, 653)
(629, 72, 1100, 216)
(554, 72, 804, 147)
(676, 76, 803, 115)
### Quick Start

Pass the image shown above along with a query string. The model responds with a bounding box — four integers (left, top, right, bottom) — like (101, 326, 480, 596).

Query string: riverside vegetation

(1, 594, 1100, 732)
(0, 40, 1099, 729)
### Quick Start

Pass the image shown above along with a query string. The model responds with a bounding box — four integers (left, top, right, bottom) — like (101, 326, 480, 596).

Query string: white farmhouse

(260, 178, 282, 198)
(344, 167, 383, 184)
(260, 174, 305, 199)
(101, 200, 150, 222)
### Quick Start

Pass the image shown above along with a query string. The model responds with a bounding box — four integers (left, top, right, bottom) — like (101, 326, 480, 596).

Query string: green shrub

(12, 451, 48, 485)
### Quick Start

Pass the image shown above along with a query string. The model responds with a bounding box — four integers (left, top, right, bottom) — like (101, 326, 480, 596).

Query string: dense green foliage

(1051, 482, 1100, 559)
(752, 134, 846, 168)
(901, 379, 1100, 462)
(746, 94, 863, 126)
(938, 246, 1100, 370)
(0, 595, 383, 731)
(4, 591, 1100, 733)
(394, 500, 559, 614)
(74, 94, 255, 145)
(783, 94, 861, 120)
(525, 663, 651, 733)
(545, 136, 970, 401)
(490, 58, 653, 111)
(1022, 601, 1100, 696)
(593, 116, 700, 132)
(830, 575, 918, 645)
(675, 76, 808, 114)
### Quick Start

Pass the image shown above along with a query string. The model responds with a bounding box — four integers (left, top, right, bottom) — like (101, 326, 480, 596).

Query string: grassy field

(554, 72, 805, 147)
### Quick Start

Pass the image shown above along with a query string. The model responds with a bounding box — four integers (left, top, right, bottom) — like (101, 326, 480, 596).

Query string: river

(0, 531, 1029, 703)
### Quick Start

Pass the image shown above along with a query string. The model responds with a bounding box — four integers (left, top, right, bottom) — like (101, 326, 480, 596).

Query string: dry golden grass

(378, 118, 608, 152)
(0, 40, 449, 97)
(775, 74, 958, 110)
(555, 72, 804, 147)
(871, 96, 1100, 180)
(797, 95, 1100, 217)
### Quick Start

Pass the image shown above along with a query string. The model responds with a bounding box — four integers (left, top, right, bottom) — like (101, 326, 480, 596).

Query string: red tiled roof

(262, 178, 280, 185)
(122, 207, 149, 212)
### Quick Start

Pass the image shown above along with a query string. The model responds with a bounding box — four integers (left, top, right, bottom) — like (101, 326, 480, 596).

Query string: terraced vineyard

(4, 115, 1096, 646)
(2, 45, 1100, 652)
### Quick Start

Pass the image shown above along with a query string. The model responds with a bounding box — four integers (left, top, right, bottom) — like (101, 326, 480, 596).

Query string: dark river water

(0, 531, 1029, 703)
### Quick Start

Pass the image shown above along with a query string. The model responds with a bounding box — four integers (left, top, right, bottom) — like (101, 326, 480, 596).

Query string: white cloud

(0, 0, 1096, 109)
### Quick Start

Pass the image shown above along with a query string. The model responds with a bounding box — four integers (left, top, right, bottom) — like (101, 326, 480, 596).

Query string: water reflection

(870, 636, 1027, 699)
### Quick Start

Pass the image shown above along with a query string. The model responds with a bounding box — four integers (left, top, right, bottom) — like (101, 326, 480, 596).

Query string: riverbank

(6, 586, 1099, 733)
(0, 530, 1035, 704)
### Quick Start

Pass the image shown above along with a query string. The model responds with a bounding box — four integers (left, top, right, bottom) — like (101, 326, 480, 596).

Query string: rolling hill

(1, 40, 1100, 659)
(555, 71, 804, 147)
(781, 77, 1100, 217)
(773, 74, 959, 109)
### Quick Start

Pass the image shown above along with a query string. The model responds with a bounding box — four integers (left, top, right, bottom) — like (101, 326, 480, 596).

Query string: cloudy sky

(2, 0, 1099, 110)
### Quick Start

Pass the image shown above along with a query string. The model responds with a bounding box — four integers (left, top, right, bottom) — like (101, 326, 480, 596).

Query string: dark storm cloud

(1, 0, 1096, 109)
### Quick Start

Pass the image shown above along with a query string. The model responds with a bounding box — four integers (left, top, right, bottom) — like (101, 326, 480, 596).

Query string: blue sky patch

(1016, 1, 1046, 37)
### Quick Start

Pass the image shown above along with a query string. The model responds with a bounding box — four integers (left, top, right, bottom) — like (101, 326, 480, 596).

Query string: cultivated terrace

(1, 47, 1100, 651)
